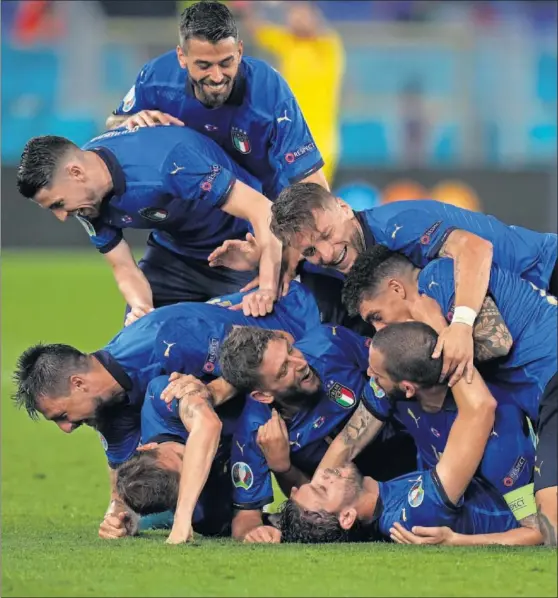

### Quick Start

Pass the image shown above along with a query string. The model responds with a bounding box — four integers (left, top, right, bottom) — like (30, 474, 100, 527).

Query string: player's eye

(322, 229, 332, 240)
(197, 62, 212, 70)
(220, 58, 233, 68)
(303, 247, 316, 258)
(49, 201, 64, 211)
(369, 313, 381, 323)
(287, 343, 293, 355)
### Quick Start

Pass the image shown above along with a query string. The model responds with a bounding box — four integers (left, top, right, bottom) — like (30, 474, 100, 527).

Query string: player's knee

(535, 486, 558, 546)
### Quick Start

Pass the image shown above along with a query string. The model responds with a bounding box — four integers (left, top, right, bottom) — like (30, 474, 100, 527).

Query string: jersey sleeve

(361, 382, 392, 421)
(396, 469, 462, 531)
(231, 402, 274, 510)
(142, 376, 188, 444)
(75, 215, 123, 254)
(417, 259, 456, 320)
(97, 406, 142, 468)
(112, 63, 156, 116)
(269, 94, 324, 190)
(382, 207, 458, 267)
(164, 142, 237, 210)
(155, 317, 230, 378)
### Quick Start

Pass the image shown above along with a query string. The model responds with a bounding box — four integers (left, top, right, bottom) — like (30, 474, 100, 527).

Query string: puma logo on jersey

(391, 224, 403, 239)
(162, 341, 176, 357)
(402, 508, 407, 522)
(289, 432, 302, 449)
(535, 461, 543, 476)
(170, 163, 185, 175)
(490, 426, 499, 438)
(428, 279, 439, 290)
(431, 445, 443, 462)
(407, 408, 421, 428)
(277, 110, 292, 123)
(236, 441, 245, 456)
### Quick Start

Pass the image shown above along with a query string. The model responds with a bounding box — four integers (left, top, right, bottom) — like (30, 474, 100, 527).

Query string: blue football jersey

(78, 125, 261, 260)
(363, 383, 535, 497)
(376, 469, 519, 537)
(418, 258, 558, 421)
(96, 282, 321, 467)
(113, 53, 323, 199)
(356, 200, 557, 290)
(140, 375, 239, 536)
(231, 325, 371, 509)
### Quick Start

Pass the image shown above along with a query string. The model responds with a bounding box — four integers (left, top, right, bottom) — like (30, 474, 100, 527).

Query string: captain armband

(503, 483, 536, 521)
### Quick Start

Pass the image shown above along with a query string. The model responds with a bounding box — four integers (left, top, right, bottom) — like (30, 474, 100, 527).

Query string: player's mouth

(299, 364, 313, 386)
(204, 80, 230, 93)
(329, 245, 348, 269)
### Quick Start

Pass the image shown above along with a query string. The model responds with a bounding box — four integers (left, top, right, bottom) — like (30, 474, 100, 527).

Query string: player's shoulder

(243, 56, 293, 102)
(237, 397, 272, 434)
(139, 49, 184, 85)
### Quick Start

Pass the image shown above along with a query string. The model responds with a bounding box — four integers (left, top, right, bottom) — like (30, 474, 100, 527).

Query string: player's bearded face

(180, 38, 242, 109)
(297, 203, 364, 274)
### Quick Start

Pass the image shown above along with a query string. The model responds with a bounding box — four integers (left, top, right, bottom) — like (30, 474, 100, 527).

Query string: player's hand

(122, 110, 184, 130)
(166, 522, 194, 545)
(243, 525, 282, 544)
(256, 408, 291, 473)
(160, 374, 211, 405)
(280, 246, 303, 297)
(231, 287, 276, 317)
(125, 304, 155, 327)
(432, 323, 475, 387)
(98, 510, 139, 540)
(390, 522, 455, 546)
(208, 233, 261, 272)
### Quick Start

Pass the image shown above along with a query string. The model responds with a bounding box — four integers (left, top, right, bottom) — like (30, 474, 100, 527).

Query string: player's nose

(316, 242, 334, 264)
(57, 421, 77, 434)
(53, 209, 68, 222)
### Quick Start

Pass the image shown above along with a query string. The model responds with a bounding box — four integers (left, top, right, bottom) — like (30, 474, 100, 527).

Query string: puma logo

(490, 426, 499, 438)
(162, 341, 176, 357)
(407, 408, 421, 428)
(170, 162, 185, 175)
(391, 224, 403, 239)
(236, 441, 245, 456)
(402, 508, 407, 522)
(277, 110, 292, 123)
(535, 461, 543, 476)
(289, 432, 302, 449)
(428, 279, 439, 290)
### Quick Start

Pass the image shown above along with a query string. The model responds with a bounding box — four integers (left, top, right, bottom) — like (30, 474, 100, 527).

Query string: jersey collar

(354, 210, 376, 250)
(185, 62, 247, 107)
(92, 350, 133, 392)
(89, 147, 127, 198)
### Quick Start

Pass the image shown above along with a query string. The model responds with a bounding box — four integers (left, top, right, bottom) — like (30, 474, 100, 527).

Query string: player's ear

(336, 197, 351, 215)
(388, 278, 406, 299)
(67, 162, 85, 183)
(290, 487, 298, 498)
(70, 374, 88, 393)
(402, 381, 416, 399)
(250, 390, 274, 404)
(338, 507, 358, 531)
(274, 330, 294, 344)
(237, 39, 244, 59)
(176, 45, 187, 68)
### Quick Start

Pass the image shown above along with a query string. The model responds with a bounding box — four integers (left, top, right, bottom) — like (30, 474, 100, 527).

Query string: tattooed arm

(167, 378, 223, 545)
(318, 403, 385, 470)
(472, 296, 513, 361)
(537, 497, 558, 547)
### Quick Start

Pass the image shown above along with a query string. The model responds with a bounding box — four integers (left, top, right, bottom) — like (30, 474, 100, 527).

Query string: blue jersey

(363, 383, 535, 497)
(356, 200, 557, 290)
(418, 258, 558, 421)
(231, 325, 371, 510)
(113, 53, 323, 199)
(376, 469, 519, 538)
(95, 282, 321, 467)
(79, 125, 260, 260)
(141, 376, 240, 537)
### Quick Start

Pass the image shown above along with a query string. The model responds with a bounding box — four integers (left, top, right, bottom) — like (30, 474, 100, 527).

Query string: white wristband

(452, 306, 477, 327)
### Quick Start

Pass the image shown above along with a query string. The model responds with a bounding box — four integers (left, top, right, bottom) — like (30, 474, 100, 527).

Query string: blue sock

(139, 510, 175, 531)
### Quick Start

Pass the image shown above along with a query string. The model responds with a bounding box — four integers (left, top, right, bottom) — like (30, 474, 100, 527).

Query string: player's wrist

(451, 306, 477, 328)
(271, 461, 292, 474)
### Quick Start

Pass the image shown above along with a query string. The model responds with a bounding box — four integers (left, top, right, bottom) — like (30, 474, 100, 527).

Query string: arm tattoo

(519, 513, 540, 531)
(537, 507, 558, 546)
(341, 404, 374, 457)
(472, 296, 513, 361)
(178, 386, 215, 421)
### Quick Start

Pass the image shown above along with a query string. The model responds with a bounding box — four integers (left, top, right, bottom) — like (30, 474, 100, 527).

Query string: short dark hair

(18, 136, 78, 199)
(270, 183, 336, 244)
(219, 327, 279, 392)
(371, 322, 442, 387)
(116, 449, 179, 515)
(12, 343, 89, 419)
(279, 498, 365, 544)
(342, 246, 414, 317)
(179, 1, 238, 46)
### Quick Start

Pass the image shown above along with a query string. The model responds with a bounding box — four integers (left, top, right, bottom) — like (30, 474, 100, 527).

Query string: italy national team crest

(231, 462, 253, 490)
(408, 476, 425, 508)
(231, 127, 251, 154)
(327, 381, 356, 409)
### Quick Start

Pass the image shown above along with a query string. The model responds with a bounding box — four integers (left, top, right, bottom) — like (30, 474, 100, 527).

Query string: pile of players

(12, 2, 557, 547)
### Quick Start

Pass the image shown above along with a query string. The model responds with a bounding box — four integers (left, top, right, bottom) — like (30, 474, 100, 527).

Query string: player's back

(364, 200, 557, 289)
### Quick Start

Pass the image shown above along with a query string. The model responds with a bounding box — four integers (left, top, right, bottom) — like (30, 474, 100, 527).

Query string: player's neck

(356, 476, 380, 523)
(89, 355, 126, 397)
(86, 151, 114, 198)
(415, 385, 447, 412)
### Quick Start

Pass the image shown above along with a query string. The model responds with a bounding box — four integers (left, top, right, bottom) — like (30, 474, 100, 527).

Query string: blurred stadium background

(2, 0, 557, 253)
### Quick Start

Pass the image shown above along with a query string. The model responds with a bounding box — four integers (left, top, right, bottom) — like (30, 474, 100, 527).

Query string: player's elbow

(463, 232, 493, 262)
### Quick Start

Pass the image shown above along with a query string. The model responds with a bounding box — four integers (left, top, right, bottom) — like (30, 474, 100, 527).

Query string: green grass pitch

(2, 251, 557, 597)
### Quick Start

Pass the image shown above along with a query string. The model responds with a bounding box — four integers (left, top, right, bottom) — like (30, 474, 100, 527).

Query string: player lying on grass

(218, 325, 417, 543)
(110, 375, 242, 539)
(18, 124, 282, 321)
(269, 182, 558, 388)
(279, 352, 543, 546)
(11, 283, 321, 544)
(318, 322, 540, 543)
(342, 247, 558, 545)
